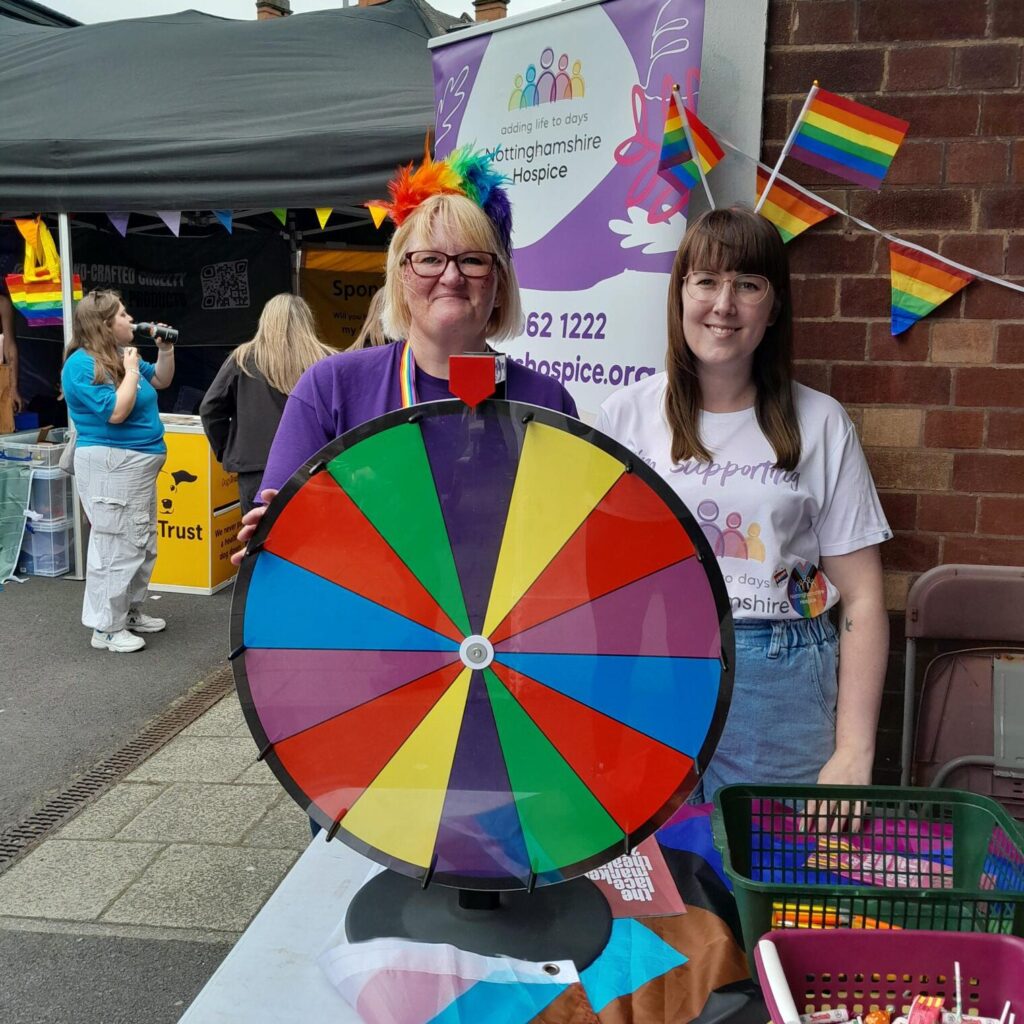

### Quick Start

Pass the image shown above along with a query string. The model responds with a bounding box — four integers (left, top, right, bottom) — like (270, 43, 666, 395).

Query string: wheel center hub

(459, 634, 494, 669)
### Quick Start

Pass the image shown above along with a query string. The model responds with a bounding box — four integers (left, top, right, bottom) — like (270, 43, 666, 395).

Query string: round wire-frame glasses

(684, 271, 772, 305)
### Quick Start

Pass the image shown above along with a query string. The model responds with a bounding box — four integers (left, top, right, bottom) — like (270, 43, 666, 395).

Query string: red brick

(956, 367, 1024, 408)
(988, 412, 1024, 450)
(918, 494, 978, 533)
(839, 276, 890, 319)
(963, 280, 1024, 320)
(1013, 141, 1024, 185)
(793, 277, 837, 318)
(852, 189, 973, 231)
(998, 324, 1024, 364)
(869, 321, 930, 361)
(979, 188, 1024, 230)
(994, 0, 1024, 36)
(878, 491, 918, 532)
(793, 361, 829, 392)
(832, 365, 951, 405)
(943, 536, 1024, 566)
(981, 94, 1024, 137)
(792, 1, 855, 44)
(924, 409, 986, 449)
(860, 0, 987, 41)
(792, 320, 866, 361)
(867, 450, 952, 490)
(952, 452, 1024, 493)
(937, 233, 1005, 277)
(765, 49, 886, 95)
(955, 44, 1021, 89)
(886, 142, 944, 187)
(978, 496, 1024, 535)
(762, 97, 793, 144)
(887, 531, 942, 572)
(946, 142, 1009, 185)
(788, 231, 876, 276)
(920, 495, 981, 536)
(886, 47, 952, 91)
(872, 95, 978, 138)
(767, 0, 794, 44)
(1008, 236, 1024, 277)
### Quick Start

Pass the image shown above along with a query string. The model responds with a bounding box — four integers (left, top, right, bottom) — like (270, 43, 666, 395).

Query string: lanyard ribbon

(399, 340, 418, 408)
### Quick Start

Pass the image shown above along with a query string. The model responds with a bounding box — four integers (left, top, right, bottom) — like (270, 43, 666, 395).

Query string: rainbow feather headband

(366, 145, 513, 254)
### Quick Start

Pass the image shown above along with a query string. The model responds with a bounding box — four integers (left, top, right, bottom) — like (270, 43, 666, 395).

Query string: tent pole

(58, 213, 87, 582)
(288, 215, 301, 295)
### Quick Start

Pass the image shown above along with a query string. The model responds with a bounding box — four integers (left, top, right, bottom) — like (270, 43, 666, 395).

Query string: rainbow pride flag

(683, 106, 724, 176)
(658, 92, 700, 197)
(791, 87, 909, 190)
(4, 274, 84, 327)
(756, 168, 837, 242)
(889, 242, 974, 335)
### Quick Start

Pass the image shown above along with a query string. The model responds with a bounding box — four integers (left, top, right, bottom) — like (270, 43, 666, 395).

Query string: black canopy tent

(0, 0, 466, 412)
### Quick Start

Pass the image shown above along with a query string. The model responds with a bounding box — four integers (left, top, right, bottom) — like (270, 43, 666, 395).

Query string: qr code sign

(200, 260, 250, 310)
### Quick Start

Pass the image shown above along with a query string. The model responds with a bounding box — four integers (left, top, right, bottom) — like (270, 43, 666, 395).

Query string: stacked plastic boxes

(0, 429, 73, 577)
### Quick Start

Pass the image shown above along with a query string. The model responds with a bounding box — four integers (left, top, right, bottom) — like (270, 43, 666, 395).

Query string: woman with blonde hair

(61, 290, 175, 653)
(201, 293, 333, 513)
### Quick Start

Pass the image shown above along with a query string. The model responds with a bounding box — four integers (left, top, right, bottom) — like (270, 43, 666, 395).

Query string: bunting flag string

(889, 242, 974, 336)
(755, 167, 837, 242)
(156, 211, 181, 236)
(213, 210, 233, 234)
(272, 208, 288, 227)
(315, 207, 333, 229)
(107, 212, 130, 237)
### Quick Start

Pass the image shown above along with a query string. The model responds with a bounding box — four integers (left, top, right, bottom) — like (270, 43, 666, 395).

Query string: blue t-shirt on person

(61, 348, 166, 454)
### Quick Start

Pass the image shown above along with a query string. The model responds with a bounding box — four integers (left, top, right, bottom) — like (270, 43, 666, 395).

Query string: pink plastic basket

(755, 929, 1024, 1024)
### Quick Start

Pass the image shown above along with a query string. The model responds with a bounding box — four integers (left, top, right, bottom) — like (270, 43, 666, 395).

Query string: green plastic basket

(711, 784, 1024, 964)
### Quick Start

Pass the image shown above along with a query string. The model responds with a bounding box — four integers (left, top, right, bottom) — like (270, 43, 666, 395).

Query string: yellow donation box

(151, 414, 241, 595)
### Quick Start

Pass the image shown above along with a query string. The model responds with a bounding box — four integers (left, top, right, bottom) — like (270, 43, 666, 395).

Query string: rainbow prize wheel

(232, 400, 733, 901)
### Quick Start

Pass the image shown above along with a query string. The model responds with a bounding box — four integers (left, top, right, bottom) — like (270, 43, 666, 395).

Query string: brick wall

(763, 1, 1023, 780)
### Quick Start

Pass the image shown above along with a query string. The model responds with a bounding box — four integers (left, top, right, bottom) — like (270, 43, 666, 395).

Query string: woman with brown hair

(61, 290, 175, 653)
(200, 293, 333, 513)
(597, 205, 891, 801)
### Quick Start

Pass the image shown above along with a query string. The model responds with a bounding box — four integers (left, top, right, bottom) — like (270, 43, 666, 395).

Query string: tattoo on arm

(844, 617, 854, 632)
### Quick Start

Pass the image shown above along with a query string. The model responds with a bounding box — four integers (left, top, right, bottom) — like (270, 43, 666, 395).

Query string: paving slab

(117, 783, 279, 844)
(125, 735, 256, 784)
(234, 758, 280, 786)
(178, 692, 247, 737)
(102, 844, 299, 932)
(242, 794, 313, 851)
(58, 783, 166, 841)
(0, 840, 161, 921)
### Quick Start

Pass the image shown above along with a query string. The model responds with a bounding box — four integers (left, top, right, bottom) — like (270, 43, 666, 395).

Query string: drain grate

(0, 664, 236, 872)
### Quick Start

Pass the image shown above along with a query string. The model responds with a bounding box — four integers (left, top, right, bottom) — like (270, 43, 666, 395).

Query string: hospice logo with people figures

(431, 0, 713, 420)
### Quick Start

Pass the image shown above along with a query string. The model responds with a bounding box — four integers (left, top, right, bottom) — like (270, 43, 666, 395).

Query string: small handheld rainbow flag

(755, 167, 837, 242)
(4, 274, 84, 327)
(791, 85, 909, 190)
(684, 105, 725, 177)
(889, 242, 974, 336)
(658, 91, 701, 198)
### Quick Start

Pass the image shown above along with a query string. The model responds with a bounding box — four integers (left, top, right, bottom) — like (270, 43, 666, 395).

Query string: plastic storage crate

(28, 467, 71, 522)
(712, 785, 1024, 958)
(755, 929, 1024, 1024)
(0, 427, 70, 469)
(18, 517, 72, 576)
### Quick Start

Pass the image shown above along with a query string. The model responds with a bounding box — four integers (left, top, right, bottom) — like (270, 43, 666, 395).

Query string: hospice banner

(431, 0, 706, 419)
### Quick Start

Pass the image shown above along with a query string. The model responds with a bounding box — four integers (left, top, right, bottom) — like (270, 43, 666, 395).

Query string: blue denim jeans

(689, 615, 839, 803)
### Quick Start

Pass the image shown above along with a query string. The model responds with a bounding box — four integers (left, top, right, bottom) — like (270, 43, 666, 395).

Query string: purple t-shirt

(260, 342, 578, 494)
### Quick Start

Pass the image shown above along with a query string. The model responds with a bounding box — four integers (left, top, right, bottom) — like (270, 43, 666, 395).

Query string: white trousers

(75, 445, 165, 632)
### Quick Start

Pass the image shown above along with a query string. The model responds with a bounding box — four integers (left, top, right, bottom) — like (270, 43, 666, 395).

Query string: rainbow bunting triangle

(4, 273, 84, 327)
(156, 211, 181, 236)
(792, 87, 909, 190)
(756, 167, 837, 242)
(213, 210, 233, 233)
(315, 207, 332, 229)
(657, 92, 700, 199)
(889, 242, 974, 336)
(107, 212, 130, 237)
(272, 208, 288, 226)
(684, 105, 724, 176)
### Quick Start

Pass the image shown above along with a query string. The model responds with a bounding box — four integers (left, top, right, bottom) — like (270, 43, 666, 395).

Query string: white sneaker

(91, 628, 146, 653)
(126, 609, 166, 633)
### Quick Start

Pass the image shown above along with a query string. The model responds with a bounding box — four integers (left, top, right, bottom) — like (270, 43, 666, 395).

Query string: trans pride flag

(791, 86, 909, 190)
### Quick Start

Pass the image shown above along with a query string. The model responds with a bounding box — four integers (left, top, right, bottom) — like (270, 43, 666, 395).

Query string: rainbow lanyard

(399, 340, 418, 408)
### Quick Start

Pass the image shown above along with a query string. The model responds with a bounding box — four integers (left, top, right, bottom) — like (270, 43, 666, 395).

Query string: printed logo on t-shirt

(787, 562, 830, 618)
(696, 499, 765, 562)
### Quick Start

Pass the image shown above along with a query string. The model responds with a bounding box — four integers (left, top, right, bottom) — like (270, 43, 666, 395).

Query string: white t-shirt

(596, 373, 891, 621)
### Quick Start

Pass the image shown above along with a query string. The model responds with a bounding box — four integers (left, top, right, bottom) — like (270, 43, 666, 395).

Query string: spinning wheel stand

(345, 871, 613, 968)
